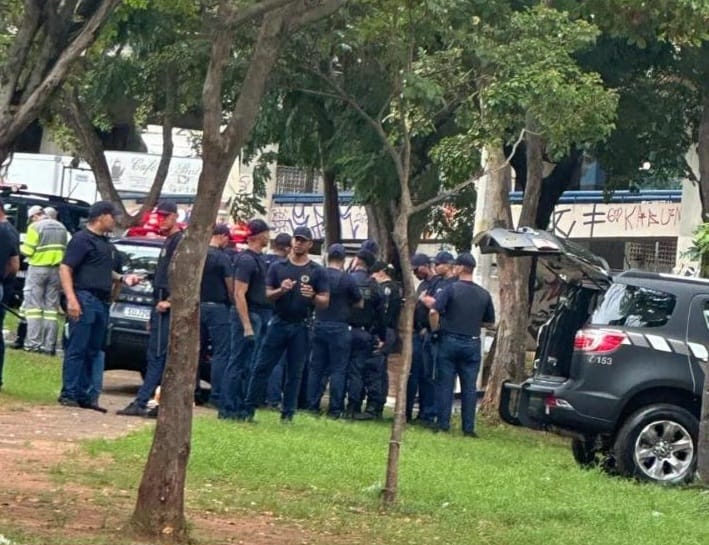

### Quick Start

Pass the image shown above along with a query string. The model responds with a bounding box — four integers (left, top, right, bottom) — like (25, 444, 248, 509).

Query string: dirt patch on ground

(0, 371, 350, 545)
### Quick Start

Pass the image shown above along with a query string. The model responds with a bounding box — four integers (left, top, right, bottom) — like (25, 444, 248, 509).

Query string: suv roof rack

(618, 269, 709, 285)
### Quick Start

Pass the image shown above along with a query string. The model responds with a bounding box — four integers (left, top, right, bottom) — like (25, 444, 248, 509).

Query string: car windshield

(115, 242, 161, 276)
(590, 282, 676, 329)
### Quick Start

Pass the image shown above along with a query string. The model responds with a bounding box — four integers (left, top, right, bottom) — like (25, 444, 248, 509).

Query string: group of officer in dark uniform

(58, 199, 494, 437)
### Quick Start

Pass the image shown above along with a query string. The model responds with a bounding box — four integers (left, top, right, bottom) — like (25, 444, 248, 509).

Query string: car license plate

(122, 306, 151, 320)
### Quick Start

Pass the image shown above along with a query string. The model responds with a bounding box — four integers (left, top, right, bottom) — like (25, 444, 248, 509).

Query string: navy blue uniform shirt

(62, 228, 120, 301)
(315, 267, 361, 323)
(234, 249, 270, 309)
(153, 230, 183, 299)
(267, 259, 329, 321)
(200, 246, 233, 304)
(0, 221, 19, 280)
(427, 274, 455, 298)
(434, 280, 495, 338)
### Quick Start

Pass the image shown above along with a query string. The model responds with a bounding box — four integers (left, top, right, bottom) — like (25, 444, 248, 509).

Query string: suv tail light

(574, 329, 626, 353)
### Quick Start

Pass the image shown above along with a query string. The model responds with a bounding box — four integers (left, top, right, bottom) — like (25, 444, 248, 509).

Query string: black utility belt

(76, 289, 111, 303)
(201, 301, 230, 306)
(275, 315, 308, 324)
(442, 331, 480, 340)
(350, 325, 372, 332)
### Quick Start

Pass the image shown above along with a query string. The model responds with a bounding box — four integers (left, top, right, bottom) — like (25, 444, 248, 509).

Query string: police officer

(219, 218, 271, 419)
(407, 253, 436, 424)
(20, 205, 68, 354)
(0, 199, 20, 390)
(346, 250, 385, 419)
(418, 250, 457, 401)
(118, 200, 182, 417)
(306, 243, 362, 418)
(371, 261, 402, 418)
(243, 226, 329, 422)
(198, 224, 234, 407)
(59, 201, 140, 410)
(263, 232, 292, 409)
(429, 253, 495, 437)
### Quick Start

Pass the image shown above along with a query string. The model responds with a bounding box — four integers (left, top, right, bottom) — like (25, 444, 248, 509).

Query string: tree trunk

(698, 94, 709, 486)
(382, 204, 415, 505)
(518, 120, 543, 227)
(699, 358, 709, 484)
(366, 202, 395, 261)
(698, 94, 709, 223)
(129, 1, 332, 538)
(130, 156, 231, 541)
(322, 168, 341, 246)
(479, 127, 546, 419)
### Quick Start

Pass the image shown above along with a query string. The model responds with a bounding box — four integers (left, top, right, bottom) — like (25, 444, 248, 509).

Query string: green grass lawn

(3, 332, 708, 545)
(72, 413, 709, 545)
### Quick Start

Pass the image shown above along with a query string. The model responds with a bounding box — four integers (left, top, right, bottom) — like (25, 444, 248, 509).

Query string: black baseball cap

(411, 253, 430, 268)
(88, 200, 120, 219)
(356, 249, 375, 268)
(293, 226, 313, 240)
(434, 251, 455, 265)
(328, 243, 346, 259)
(213, 223, 230, 236)
(156, 200, 178, 215)
(247, 218, 270, 237)
(455, 252, 476, 268)
(361, 239, 379, 255)
(273, 233, 292, 248)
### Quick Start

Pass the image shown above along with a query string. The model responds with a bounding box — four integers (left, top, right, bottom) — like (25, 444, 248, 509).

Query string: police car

(479, 227, 707, 484)
(1, 184, 90, 307)
(105, 212, 248, 379)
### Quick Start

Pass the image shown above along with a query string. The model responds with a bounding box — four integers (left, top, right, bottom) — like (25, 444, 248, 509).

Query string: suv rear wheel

(614, 404, 697, 484)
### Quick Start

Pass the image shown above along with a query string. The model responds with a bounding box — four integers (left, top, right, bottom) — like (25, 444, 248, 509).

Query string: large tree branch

(0, 0, 43, 110)
(286, 0, 347, 30)
(408, 129, 526, 215)
(228, 0, 295, 25)
(58, 87, 125, 211)
(221, 5, 292, 158)
(298, 77, 406, 185)
(131, 69, 177, 224)
(202, 1, 235, 146)
(0, 0, 122, 151)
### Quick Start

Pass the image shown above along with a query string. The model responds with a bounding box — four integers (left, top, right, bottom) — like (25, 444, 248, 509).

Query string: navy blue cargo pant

(134, 308, 170, 408)
(306, 321, 351, 416)
(244, 316, 309, 419)
(347, 328, 384, 414)
(435, 334, 481, 434)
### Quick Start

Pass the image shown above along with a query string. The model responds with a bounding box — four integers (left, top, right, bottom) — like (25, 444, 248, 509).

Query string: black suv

(106, 236, 212, 386)
(478, 227, 706, 484)
(105, 237, 161, 375)
(1, 186, 90, 306)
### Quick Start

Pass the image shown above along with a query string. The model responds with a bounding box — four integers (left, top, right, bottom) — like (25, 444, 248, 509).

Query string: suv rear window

(115, 243, 161, 276)
(590, 283, 676, 328)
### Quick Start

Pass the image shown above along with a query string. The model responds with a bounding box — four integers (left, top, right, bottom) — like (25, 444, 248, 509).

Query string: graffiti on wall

(269, 203, 368, 239)
(512, 201, 682, 239)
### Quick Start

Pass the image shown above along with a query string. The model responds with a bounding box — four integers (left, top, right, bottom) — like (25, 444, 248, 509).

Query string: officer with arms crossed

(429, 253, 495, 437)
(243, 226, 329, 422)
(306, 243, 362, 418)
(220, 218, 271, 419)
(118, 201, 183, 417)
(199, 224, 234, 407)
(59, 201, 140, 410)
